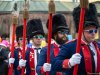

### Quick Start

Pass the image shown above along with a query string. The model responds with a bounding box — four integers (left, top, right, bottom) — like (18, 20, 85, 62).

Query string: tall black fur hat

(27, 19, 44, 39)
(16, 25, 23, 41)
(73, 3, 99, 33)
(46, 14, 69, 35)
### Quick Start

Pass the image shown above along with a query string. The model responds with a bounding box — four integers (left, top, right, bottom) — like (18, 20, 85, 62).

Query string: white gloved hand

(68, 53, 82, 67)
(19, 59, 26, 68)
(43, 63, 51, 72)
(8, 52, 11, 58)
(9, 58, 15, 65)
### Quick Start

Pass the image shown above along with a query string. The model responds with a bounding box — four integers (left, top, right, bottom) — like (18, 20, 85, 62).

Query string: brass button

(31, 68, 35, 71)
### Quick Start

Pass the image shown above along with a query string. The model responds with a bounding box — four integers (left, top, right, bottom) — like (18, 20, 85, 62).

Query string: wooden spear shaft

(8, 2, 18, 74)
(46, 0, 55, 75)
(47, 13, 53, 64)
(8, 24, 16, 75)
(73, 0, 89, 75)
(73, 8, 85, 75)
(8, 8, 18, 74)
(46, 13, 53, 75)
(21, 1, 29, 75)
(21, 18, 27, 75)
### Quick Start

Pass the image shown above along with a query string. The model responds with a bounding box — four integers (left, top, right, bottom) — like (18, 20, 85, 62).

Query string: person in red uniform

(9, 25, 27, 75)
(26, 19, 45, 75)
(36, 14, 69, 75)
(53, 3, 100, 75)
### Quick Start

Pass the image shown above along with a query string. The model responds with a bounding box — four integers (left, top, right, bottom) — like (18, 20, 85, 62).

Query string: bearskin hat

(16, 25, 23, 41)
(27, 19, 44, 39)
(73, 3, 99, 33)
(46, 14, 69, 36)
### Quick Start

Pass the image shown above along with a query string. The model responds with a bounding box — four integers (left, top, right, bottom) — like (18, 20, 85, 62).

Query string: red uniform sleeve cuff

(17, 66, 21, 70)
(62, 59, 69, 69)
(40, 66, 45, 74)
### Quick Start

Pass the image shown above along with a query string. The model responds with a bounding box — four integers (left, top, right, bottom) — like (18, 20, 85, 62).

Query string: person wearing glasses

(53, 3, 100, 75)
(8, 25, 27, 75)
(25, 19, 45, 75)
(36, 14, 69, 75)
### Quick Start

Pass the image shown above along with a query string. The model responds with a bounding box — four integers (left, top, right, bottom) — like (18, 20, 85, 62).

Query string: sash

(53, 43, 62, 75)
(82, 42, 100, 75)
(29, 48, 35, 75)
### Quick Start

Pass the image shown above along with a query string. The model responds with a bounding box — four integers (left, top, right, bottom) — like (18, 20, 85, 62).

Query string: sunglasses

(33, 35, 43, 39)
(84, 29, 97, 34)
(19, 38, 27, 41)
(58, 31, 68, 34)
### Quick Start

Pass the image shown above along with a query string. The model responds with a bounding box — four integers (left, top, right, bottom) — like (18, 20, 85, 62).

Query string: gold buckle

(31, 68, 35, 71)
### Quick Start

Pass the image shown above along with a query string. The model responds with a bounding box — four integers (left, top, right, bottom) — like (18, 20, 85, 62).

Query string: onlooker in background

(0, 40, 10, 75)
(1, 33, 9, 42)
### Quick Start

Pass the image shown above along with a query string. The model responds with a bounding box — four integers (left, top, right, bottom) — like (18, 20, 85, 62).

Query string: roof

(0, 1, 99, 14)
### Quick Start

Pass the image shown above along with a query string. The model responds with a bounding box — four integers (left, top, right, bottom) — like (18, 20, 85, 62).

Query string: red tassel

(21, 19, 27, 75)
(8, 24, 16, 75)
(73, 8, 85, 75)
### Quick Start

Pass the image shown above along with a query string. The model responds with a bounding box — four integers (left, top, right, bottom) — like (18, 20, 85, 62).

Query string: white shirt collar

(32, 45, 42, 49)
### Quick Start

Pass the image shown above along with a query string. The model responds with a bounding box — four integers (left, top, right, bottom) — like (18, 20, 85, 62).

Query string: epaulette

(65, 39, 76, 44)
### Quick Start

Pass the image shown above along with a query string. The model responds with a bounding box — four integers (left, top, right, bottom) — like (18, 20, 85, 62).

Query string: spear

(8, 2, 19, 75)
(46, 0, 55, 75)
(73, 0, 89, 75)
(21, 0, 29, 75)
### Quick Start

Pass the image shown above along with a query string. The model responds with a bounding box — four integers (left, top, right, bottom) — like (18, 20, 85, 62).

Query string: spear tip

(49, 0, 55, 14)
(80, 0, 89, 8)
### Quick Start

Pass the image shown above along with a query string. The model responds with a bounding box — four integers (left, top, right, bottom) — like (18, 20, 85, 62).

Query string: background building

(0, 0, 99, 42)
